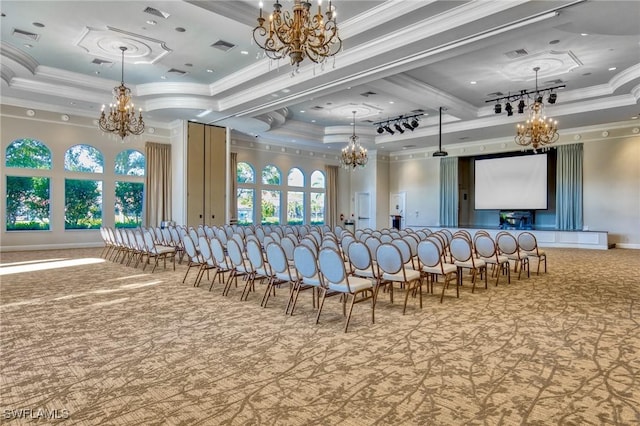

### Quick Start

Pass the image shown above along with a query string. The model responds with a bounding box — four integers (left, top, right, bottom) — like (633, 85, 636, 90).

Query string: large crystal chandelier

(98, 46, 144, 140)
(341, 111, 368, 170)
(515, 67, 559, 152)
(253, 0, 342, 68)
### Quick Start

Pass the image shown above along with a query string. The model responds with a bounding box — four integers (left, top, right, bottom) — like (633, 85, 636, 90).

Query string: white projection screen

(474, 154, 548, 210)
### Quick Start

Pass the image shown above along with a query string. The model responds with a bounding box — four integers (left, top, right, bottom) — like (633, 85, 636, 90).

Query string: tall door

(356, 192, 371, 230)
(187, 122, 226, 227)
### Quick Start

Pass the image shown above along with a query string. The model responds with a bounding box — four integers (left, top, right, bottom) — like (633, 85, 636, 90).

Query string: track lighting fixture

(505, 102, 513, 116)
(517, 99, 526, 114)
(548, 92, 557, 104)
(494, 103, 502, 114)
(373, 112, 423, 137)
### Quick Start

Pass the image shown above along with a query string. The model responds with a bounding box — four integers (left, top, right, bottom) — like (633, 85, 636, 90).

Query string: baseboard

(0, 242, 103, 252)
(614, 243, 640, 249)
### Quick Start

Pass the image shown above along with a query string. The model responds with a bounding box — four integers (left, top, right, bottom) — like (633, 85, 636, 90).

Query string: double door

(186, 122, 226, 227)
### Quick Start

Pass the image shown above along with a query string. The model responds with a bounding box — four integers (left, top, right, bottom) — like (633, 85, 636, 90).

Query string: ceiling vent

(167, 68, 187, 76)
(91, 58, 113, 65)
(211, 40, 235, 52)
(486, 91, 504, 97)
(411, 109, 425, 113)
(504, 48, 529, 59)
(545, 79, 564, 85)
(360, 91, 377, 97)
(362, 119, 374, 123)
(311, 105, 324, 110)
(143, 6, 170, 19)
(12, 28, 39, 41)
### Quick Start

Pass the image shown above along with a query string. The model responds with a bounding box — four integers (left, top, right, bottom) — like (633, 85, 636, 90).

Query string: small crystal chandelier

(515, 67, 559, 152)
(253, 0, 342, 68)
(98, 46, 144, 140)
(341, 111, 368, 170)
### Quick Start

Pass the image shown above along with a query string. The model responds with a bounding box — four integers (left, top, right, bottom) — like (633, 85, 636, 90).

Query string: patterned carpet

(1, 247, 639, 425)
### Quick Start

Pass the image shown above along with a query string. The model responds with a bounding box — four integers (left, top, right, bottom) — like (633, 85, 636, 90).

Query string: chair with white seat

(348, 241, 392, 305)
(449, 236, 487, 293)
(316, 247, 375, 332)
(288, 245, 323, 316)
(518, 232, 547, 275)
(244, 239, 269, 301)
(417, 239, 458, 302)
(194, 236, 217, 287)
(181, 234, 203, 283)
(263, 242, 298, 310)
(497, 232, 530, 279)
(143, 230, 176, 273)
(280, 235, 297, 265)
(226, 238, 252, 297)
(210, 237, 233, 293)
(376, 243, 423, 314)
(474, 234, 510, 286)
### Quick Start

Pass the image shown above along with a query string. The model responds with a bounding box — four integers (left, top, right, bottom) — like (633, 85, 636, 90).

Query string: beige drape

(325, 165, 339, 229)
(230, 152, 238, 223)
(145, 142, 172, 227)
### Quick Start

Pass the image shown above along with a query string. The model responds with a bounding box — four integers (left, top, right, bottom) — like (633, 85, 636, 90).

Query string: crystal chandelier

(341, 111, 368, 170)
(253, 0, 342, 68)
(98, 46, 144, 140)
(515, 67, 559, 152)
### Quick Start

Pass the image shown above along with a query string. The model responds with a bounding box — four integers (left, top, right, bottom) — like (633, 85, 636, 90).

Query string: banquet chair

(194, 236, 217, 287)
(417, 239, 458, 302)
(244, 239, 269, 301)
(182, 234, 203, 283)
(263, 242, 298, 310)
(226, 238, 252, 297)
(143, 230, 176, 273)
(210, 237, 233, 293)
(376, 243, 423, 314)
(288, 245, 323, 316)
(317, 247, 375, 333)
(497, 233, 530, 279)
(518, 232, 547, 275)
(449, 236, 487, 293)
(474, 234, 511, 286)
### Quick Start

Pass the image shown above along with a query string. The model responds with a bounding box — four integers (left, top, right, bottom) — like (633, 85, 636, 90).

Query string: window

(64, 145, 103, 229)
(288, 167, 304, 187)
(5, 138, 52, 231)
(287, 191, 304, 225)
(114, 149, 145, 228)
(237, 162, 256, 225)
(65, 179, 102, 229)
(261, 190, 281, 225)
(65, 144, 104, 173)
(262, 164, 281, 185)
(310, 170, 326, 225)
(115, 149, 145, 176)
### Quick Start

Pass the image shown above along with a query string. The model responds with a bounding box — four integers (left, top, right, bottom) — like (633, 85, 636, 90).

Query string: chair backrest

(227, 238, 246, 268)
(143, 230, 158, 253)
(254, 227, 266, 243)
(417, 239, 442, 268)
(347, 241, 372, 271)
(309, 230, 322, 246)
(217, 228, 228, 244)
(198, 236, 214, 265)
(450, 236, 473, 262)
(269, 231, 282, 243)
(189, 228, 199, 244)
(380, 234, 393, 243)
(440, 229, 453, 244)
(390, 238, 412, 264)
(300, 237, 318, 256)
(497, 233, 518, 255)
(321, 238, 339, 251)
(161, 228, 172, 245)
(205, 226, 216, 239)
(210, 237, 228, 266)
(182, 235, 199, 260)
(263, 235, 274, 248)
(474, 234, 497, 259)
(402, 235, 419, 258)
(246, 239, 265, 270)
(365, 237, 381, 261)
(376, 243, 403, 275)
(517, 232, 538, 252)
(265, 242, 288, 274)
(318, 247, 347, 288)
(280, 236, 296, 261)
(293, 245, 318, 279)
(169, 227, 181, 245)
(196, 226, 206, 237)
(232, 233, 245, 250)
(135, 231, 146, 253)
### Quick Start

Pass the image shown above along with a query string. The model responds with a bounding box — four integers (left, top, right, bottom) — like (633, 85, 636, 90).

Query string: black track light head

(403, 121, 414, 131)
(377, 126, 384, 134)
(548, 92, 557, 104)
(517, 99, 526, 114)
(410, 118, 419, 128)
(505, 102, 513, 116)
(384, 125, 394, 135)
(494, 103, 502, 114)
(394, 122, 404, 134)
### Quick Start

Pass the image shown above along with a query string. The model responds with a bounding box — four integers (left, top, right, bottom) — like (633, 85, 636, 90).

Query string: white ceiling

(1, 0, 639, 154)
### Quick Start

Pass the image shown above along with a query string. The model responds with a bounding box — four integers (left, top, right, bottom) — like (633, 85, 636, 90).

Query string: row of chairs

(99, 227, 176, 272)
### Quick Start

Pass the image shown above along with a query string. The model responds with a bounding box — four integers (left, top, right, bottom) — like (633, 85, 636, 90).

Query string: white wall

(389, 156, 441, 228)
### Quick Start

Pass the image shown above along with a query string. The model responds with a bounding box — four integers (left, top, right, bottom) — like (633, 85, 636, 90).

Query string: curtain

(325, 165, 339, 229)
(230, 152, 238, 223)
(556, 143, 583, 230)
(144, 142, 172, 227)
(439, 157, 458, 227)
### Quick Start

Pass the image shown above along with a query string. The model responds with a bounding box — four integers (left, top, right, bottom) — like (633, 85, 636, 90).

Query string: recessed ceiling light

(160, 75, 167, 80)
(240, 50, 248, 55)
(631, 115, 638, 120)
(94, 71, 100, 75)
(311, 119, 316, 123)
(581, 33, 589, 36)
(299, 110, 305, 113)
(282, 88, 291, 93)
(206, 69, 214, 73)
(608, 67, 617, 71)
(146, 20, 157, 25)
(389, 101, 394, 104)
(470, 81, 477, 85)
(271, 93, 278, 97)
(23, 44, 33, 48)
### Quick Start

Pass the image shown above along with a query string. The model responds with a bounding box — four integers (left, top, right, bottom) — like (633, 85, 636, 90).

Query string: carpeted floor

(1, 247, 639, 425)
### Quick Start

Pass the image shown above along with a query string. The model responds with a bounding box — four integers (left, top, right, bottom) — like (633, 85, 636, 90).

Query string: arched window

(5, 138, 52, 169)
(115, 149, 145, 176)
(262, 164, 281, 185)
(237, 161, 255, 183)
(64, 145, 103, 229)
(236, 162, 255, 225)
(311, 170, 325, 188)
(114, 149, 145, 228)
(287, 167, 304, 187)
(310, 170, 326, 225)
(5, 138, 52, 231)
(64, 144, 104, 173)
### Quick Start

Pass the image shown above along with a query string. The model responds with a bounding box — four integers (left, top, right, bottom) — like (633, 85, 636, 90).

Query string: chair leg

(344, 294, 356, 333)
(315, 288, 327, 324)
